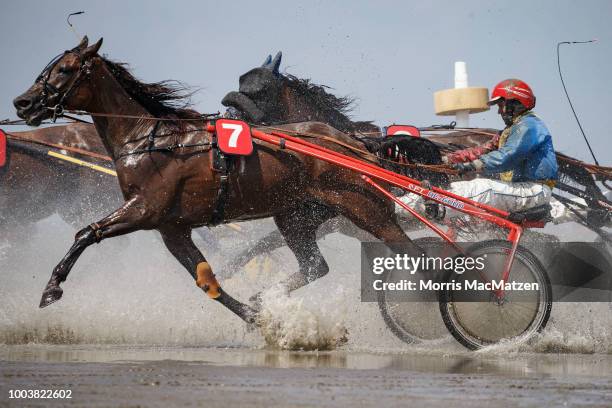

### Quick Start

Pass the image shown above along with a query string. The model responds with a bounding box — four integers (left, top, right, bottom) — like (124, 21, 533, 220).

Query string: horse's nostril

(14, 96, 33, 110)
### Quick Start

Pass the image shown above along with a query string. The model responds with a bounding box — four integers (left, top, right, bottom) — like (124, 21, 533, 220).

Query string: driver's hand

(451, 159, 484, 175)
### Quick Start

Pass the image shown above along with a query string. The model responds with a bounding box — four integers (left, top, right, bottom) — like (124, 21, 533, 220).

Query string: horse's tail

(371, 135, 450, 188)
(379, 136, 443, 163)
(351, 121, 380, 135)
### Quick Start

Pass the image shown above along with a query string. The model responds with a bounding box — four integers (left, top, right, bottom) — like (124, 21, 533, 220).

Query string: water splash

(257, 286, 348, 351)
(1, 216, 611, 355)
(476, 302, 612, 355)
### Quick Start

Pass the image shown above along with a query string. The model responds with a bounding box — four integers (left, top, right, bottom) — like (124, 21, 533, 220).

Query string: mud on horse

(13, 37, 424, 322)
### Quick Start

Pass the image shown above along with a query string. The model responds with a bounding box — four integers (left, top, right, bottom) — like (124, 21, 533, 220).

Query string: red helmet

(488, 79, 536, 110)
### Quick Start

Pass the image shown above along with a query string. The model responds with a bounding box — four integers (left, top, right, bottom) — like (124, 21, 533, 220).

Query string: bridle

(36, 49, 93, 122)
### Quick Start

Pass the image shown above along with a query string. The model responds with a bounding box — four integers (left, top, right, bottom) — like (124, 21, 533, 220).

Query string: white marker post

(454, 61, 470, 128)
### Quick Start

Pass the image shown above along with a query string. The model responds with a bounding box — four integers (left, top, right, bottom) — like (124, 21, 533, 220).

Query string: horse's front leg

(40, 197, 147, 308)
(159, 225, 257, 324)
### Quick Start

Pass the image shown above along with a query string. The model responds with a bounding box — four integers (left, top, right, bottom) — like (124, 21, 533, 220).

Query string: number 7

(222, 123, 243, 148)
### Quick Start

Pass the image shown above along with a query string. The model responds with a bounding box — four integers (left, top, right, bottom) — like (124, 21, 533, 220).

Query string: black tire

(439, 239, 552, 350)
(377, 237, 448, 344)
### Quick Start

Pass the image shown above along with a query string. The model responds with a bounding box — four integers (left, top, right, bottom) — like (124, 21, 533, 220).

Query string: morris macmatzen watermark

(361, 240, 612, 302)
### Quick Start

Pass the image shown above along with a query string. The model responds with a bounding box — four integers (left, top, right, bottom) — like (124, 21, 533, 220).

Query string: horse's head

(13, 36, 103, 126)
(221, 51, 284, 123)
(222, 52, 358, 132)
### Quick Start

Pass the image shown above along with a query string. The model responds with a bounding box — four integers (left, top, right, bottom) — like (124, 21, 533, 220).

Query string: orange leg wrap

(195, 262, 221, 299)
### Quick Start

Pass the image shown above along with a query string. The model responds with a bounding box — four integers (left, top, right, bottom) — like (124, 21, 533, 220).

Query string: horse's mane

(101, 57, 201, 122)
(282, 74, 356, 127)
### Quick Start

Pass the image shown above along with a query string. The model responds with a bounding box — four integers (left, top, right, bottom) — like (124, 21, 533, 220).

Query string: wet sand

(1, 346, 611, 407)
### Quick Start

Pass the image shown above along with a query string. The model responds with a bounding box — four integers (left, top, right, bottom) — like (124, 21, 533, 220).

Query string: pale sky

(1, 0, 610, 163)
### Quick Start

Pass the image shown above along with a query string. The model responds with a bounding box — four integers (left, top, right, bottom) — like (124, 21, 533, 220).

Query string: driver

(399, 79, 558, 218)
(443, 79, 558, 213)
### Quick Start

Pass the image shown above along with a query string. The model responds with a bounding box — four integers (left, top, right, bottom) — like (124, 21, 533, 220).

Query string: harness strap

(89, 222, 103, 243)
(147, 120, 161, 152)
(210, 172, 231, 226)
(209, 131, 232, 225)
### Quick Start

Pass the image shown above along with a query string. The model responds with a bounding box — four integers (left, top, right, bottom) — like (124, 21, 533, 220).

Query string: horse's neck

(86, 60, 154, 159)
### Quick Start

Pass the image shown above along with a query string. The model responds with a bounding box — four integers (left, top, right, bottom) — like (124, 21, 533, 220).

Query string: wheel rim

(446, 246, 548, 346)
(382, 297, 448, 340)
(378, 237, 450, 342)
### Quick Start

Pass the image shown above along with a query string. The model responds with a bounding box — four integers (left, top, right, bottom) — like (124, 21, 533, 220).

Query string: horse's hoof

(39, 287, 63, 308)
(245, 319, 258, 332)
(249, 292, 263, 313)
(243, 308, 260, 328)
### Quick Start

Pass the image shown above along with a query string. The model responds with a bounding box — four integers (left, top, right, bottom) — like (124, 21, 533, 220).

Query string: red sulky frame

(208, 120, 539, 299)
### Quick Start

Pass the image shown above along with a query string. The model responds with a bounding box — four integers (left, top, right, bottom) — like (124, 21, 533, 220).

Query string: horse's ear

(261, 54, 272, 68)
(271, 51, 282, 74)
(81, 37, 103, 59)
(77, 36, 89, 50)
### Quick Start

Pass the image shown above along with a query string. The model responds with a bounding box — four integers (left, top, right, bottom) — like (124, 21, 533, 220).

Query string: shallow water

(1, 214, 612, 406)
(1, 214, 611, 354)
(2, 344, 612, 374)
(1, 345, 611, 407)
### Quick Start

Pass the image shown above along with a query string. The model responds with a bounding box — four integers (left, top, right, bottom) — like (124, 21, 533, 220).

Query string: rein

(261, 125, 458, 175)
(556, 153, 612, 180)
(54, 108, 220, 122)
(115, 141, 212, 159)
(15, 103, 612, 181)
(33, 108, 456, 174)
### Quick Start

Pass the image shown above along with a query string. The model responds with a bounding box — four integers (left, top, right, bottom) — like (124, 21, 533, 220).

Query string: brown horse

(1, 123, 122, 232)
(13, 37, 423, 324)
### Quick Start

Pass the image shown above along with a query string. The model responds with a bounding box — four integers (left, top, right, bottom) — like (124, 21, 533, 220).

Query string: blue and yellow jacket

(480, 112, 558, 184)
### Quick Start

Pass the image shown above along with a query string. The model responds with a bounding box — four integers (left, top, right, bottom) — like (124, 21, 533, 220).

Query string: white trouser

(396, 178, 554, 219)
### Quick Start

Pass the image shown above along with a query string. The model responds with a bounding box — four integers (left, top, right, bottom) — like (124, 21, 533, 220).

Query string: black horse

(221, 53, 448, 273)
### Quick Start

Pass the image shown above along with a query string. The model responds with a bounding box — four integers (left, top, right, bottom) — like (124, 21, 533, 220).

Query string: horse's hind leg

(312, 187, 424, 255)
(159, 225, 256, 323)
(272, 201, 337, 293)
(229, 216, 347, 275)
(227, 229, 287, 272)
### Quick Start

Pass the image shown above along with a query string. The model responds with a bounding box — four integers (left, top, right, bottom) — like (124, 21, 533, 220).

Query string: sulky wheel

(439, 240, 552, 350)
(377, 237, 450, 344)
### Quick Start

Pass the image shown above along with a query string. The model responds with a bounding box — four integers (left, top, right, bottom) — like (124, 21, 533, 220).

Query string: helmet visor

(487, 96, 504, 106)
